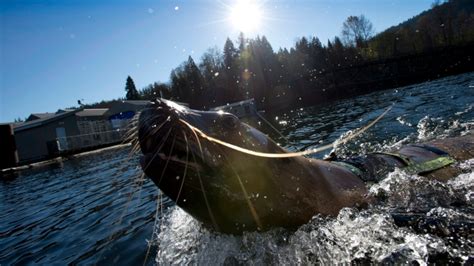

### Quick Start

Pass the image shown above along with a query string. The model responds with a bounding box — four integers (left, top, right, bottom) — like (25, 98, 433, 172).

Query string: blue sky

(0, 0, 433, 122)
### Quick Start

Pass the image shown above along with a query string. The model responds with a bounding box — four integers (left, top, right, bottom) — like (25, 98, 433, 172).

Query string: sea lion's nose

(138, 101, 172, 155)
(138, 108, 157, 155)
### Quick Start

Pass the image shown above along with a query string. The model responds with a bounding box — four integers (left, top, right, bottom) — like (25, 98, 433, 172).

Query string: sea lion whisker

(186, 121, 204, 157)
(143, 195, 161, 266)
(190, 148, 219, 231)
(143, 116, 170, 141)
(121, 132, 134, 144)
(131, 139, 143, 154)
(125, 124, 139, 136)
(174, 132, 189, 204)
(131, 143, 140, 155)
(123, 119, 141, 139)
(125, 131, 136, 142)
(124, 131, 138, 142)
(133, 173, 147, 206)
(142, 127, 173, 172)
(138, 110, 161, 126)
(137, 101, 474, 235)
(157, 135, 177, 186)
(117, 172, 145, 227)
(140, 116, 171, 146)
(129, 141, 141, 157)
(124, 125, 138, 137)
(122, 132, 134, 143)
(222, 153, 263, 230)
(177, 105, 392, 158)
(159, 191, 164, 228)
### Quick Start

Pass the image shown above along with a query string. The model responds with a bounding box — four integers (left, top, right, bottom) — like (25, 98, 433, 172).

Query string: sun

(229, 0, 263, 33)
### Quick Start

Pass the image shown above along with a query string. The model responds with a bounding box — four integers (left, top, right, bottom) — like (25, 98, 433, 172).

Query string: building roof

(26, 112, 55, 122)
(76, 108, 109, 117)
(14, 109, 81, 132)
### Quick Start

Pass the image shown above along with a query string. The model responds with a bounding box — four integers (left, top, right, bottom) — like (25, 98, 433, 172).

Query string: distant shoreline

(262, 43, 474, 112)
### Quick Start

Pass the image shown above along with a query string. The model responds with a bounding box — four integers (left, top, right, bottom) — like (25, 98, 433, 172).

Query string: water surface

(1, 73, 473, 265)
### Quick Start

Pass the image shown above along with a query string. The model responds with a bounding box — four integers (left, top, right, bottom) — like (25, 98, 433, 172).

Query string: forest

(120, 0, 474, 111)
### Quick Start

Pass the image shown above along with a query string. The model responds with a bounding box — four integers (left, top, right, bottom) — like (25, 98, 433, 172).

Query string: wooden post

(0, 124, 19, 169)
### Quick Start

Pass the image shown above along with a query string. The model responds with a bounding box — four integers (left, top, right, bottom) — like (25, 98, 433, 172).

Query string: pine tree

(184, 56, 204, 107)
(238, 32, 246, 52)
(223, 38, 238, 69)
(125, 76, 139, 100)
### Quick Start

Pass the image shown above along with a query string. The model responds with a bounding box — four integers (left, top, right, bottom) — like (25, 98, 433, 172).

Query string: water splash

(154, 115, 474, 264)
(154, 159, 473, 264)
(152, 74, 474, 264)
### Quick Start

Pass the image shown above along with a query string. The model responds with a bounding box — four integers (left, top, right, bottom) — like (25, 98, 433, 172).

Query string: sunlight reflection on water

(154, 73, 474, 265)
(0, 73, 473, 265)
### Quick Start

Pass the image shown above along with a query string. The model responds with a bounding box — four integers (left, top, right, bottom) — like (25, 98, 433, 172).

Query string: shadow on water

(0, 73, 473, 265)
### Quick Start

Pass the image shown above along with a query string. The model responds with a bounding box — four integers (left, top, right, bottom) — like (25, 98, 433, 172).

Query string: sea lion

(138, 99, 473, 234)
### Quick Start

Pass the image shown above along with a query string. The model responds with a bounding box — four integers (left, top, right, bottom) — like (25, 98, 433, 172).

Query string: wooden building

(14, 109, 81, 164)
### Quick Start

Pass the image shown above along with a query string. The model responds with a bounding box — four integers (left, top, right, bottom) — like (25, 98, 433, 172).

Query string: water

(0, 149, 163, 265)
(1, 73, 473, 265)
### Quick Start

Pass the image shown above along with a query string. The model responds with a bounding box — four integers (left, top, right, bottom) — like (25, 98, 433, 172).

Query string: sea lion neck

(273, 156, 370, 217)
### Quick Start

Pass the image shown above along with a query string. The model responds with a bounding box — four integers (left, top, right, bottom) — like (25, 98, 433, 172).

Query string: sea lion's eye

(221, 114, 239, 129)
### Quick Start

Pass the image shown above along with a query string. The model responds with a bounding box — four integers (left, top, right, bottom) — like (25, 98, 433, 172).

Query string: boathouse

(1, 100, 151, 167)
(14, 109, 82, 164)
(106, 100, 150, 128)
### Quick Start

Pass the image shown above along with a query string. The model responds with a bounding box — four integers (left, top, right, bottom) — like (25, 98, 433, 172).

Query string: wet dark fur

(137, 99, 473, 234)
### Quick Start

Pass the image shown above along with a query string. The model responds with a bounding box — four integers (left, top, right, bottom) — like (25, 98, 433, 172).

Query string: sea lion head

(138, 99, 344, 234)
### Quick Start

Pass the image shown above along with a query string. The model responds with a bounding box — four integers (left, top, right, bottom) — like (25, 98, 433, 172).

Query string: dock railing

(53, 129, 127, 153)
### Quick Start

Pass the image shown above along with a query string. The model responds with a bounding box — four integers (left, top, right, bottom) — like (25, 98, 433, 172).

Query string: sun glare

(230, 0, 262, 33)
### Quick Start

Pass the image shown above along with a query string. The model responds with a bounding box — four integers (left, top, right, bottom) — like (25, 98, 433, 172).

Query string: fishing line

(179, 105, 392, 158)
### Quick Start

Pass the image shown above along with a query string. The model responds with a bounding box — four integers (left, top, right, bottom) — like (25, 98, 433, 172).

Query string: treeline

(370, 0, 474, 57)
(124, 0, 474, 110)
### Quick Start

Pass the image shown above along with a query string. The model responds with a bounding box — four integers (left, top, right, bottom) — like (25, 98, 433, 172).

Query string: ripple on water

(154, 73, 474, 265)
(1, 73, 473, 265)
(154, 163, 473, 265)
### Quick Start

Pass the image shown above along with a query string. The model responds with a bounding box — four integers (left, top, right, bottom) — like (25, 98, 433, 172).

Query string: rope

(180, 105, 393, 158)
(255, 111, 289, 141)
